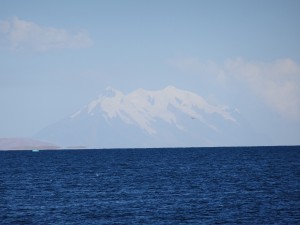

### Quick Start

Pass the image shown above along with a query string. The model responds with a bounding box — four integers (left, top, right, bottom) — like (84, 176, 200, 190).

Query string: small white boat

(32, 149, 39, 152)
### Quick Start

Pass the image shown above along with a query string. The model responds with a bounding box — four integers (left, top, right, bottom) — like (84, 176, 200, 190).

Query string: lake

(1, 146, 299, 224)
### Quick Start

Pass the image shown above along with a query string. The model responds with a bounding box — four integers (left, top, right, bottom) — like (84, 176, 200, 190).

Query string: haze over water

(1, 1, 300, 224)
(1, 1, 300, 147)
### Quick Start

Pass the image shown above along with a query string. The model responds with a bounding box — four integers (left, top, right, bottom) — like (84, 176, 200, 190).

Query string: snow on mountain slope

(71, 86, 237, 135)
(36, 86, 265, 148)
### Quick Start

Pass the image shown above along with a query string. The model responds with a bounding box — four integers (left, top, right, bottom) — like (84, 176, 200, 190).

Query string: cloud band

(0, 17, 93, 52)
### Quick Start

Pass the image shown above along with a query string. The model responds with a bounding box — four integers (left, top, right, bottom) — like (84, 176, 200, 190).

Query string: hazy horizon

(1, 0, 300, 146)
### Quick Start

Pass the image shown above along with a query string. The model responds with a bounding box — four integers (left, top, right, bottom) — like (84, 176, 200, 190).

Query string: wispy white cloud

(170, 58, 300, 120)
(224, 58, 300, 120)
(0, 17, 93, 52)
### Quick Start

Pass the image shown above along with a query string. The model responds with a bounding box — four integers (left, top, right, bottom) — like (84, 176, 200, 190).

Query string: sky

(1, 0, 300, 145)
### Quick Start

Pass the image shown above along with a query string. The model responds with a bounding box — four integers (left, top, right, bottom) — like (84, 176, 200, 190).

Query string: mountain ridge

(0, 138, 59, 150)
(70, 86, 237, 134)
(36, 86, 265, 148)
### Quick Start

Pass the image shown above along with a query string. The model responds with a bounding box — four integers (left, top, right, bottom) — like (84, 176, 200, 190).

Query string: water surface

(1, 146, 299, 224)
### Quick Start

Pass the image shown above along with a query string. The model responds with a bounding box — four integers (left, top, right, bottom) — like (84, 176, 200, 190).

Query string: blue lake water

(1, 146, 300, 224)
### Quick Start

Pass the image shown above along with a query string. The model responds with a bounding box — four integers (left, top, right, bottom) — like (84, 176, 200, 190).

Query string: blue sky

(1, 0, 300, 145)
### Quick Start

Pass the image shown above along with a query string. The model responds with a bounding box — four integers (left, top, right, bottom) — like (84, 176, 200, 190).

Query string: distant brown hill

(0, 138, 59, 150)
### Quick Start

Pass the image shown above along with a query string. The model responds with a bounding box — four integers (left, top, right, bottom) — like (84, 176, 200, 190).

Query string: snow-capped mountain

(71, 86, 237, 134)
(36, 86, 265, 148)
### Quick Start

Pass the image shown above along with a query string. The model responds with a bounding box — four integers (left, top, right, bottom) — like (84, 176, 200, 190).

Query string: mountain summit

(36, 86, 263, 148)
(71, 86, 236, 134)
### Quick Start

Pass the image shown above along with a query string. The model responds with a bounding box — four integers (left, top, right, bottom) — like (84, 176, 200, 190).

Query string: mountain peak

(102, 86, 123, 98)
(164, 85, 177, 91)
(70, 86, 236, 133)
(37, 86, 263, 148)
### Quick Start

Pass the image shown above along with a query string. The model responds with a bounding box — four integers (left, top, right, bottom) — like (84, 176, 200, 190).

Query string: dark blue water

(1, 146, 299, 224)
